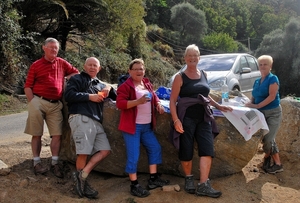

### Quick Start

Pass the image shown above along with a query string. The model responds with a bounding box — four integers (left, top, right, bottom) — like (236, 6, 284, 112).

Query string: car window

(246, 56, 258, 71)
(197, 55, 237, 71)
(240, 56, 248, 69)
(233, 61, 240, 74)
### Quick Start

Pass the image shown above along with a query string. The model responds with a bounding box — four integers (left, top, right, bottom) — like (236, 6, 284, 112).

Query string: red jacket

(116, 77, 160, 134)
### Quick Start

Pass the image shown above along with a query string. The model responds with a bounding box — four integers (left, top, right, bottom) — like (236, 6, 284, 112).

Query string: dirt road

(0, 111, 30, 144)
(0, 111, 50, 145)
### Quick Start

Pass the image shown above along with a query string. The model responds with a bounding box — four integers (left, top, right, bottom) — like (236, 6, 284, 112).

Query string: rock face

(60, 93, 266, 179)
(275, 97, 300, 166)
(60, 94, 300, 178)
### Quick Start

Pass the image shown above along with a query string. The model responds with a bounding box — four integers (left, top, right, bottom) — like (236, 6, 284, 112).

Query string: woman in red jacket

(116, 58, 169, 198)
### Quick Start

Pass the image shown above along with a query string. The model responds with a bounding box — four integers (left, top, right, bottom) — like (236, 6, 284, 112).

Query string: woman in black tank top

(169, 44, 232, 198)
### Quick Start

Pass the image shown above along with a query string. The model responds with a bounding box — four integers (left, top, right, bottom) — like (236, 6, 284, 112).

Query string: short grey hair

(184, 44, 200, 56)
(44, 37, 60, 48)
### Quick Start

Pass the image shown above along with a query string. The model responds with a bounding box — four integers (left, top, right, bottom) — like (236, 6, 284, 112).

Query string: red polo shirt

(25, 56, 79, 100)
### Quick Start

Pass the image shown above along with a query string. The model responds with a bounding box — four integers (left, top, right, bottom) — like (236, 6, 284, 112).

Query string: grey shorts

(68, 114, 111, 155)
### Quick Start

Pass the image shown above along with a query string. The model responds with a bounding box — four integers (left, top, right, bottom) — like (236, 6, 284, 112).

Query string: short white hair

(257, 55, 273, 64)
(85, 57, 100, 66)
(184, 44, 200, 56)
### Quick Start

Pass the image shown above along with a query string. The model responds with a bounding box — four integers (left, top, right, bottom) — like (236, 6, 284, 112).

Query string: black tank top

(179, 70, 210, 119)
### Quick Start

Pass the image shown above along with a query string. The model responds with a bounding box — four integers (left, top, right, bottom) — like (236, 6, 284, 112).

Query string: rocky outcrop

(60, 92, 266, 179)
(60, 93, 300, 179)
(275, 97, 300, 166)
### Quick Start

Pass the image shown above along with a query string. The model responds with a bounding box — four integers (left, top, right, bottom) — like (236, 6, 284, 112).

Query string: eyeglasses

(130, 68, 145, 71)
(186, 55, 199, 58)
(45, 46, 59, 51)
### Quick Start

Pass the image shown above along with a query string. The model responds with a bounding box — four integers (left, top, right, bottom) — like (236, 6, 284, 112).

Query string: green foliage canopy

(0, 0, 29, 87)
(202, 33, 238, 53)
(255, 17, 300, 96)
(170, 2, 207, 45)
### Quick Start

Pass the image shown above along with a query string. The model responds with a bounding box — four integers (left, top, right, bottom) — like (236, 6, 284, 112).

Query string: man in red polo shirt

(24, 37, 79, 178)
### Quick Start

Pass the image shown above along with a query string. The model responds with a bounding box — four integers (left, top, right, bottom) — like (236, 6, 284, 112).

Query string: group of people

(24, 38, 283, 200)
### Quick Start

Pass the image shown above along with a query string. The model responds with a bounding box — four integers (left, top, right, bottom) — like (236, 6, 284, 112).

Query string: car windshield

(197, 55, 237, 71)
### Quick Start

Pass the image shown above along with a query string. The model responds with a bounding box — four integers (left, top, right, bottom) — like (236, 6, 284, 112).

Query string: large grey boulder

(275, 97, 300, 165)
(60, 92, 265, 178)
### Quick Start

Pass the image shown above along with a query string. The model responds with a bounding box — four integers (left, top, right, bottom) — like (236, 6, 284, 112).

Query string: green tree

(0, 0, 32, 88)
(191, 0, 246, 38)
(17, 0, 145, 51)
(202, 33, 238, 53)
(255, 17, 300, 96)
(170, 2, 207, 45)
(103, 0, 145, 50)
(127, 21, 147, 59)
(144, 0, 171, 29)
(17, 0, 109, 51)
(248, 0, 296, 50)
(283, 0, 300, 15)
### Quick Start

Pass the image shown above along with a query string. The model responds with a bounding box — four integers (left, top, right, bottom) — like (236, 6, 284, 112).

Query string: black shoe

(130, 184, 150, 198)
(262, 156, 271, 172)
(84, 181, 98, 199)
(184, 175, 196, 194)
(148, 176, 170, 189)
(195, 179, 222, 198)
(50, 164, 64, 178)
(266, 164, 283, 174)
(72, 171, 85, 198)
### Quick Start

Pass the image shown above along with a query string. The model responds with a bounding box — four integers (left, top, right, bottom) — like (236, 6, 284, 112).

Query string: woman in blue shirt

(246, 55, 283, 174)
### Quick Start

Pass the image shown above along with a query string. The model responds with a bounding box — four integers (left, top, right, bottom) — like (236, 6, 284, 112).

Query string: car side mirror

(241, 67, 251, 74)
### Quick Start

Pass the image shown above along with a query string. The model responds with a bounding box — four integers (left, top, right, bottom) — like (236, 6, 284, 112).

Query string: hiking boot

(262, 156, 271, 172)
(33, 163, 48, 175)
(130, 184, 150, 198)
(84, 181, 98, 199)
(72, 171, 85, 198)
(195, 179, 222, 198)
(184, 175, 196, 194)
(148, 176, 170, 189)
(266, 164, 283, 174)
(50, 164, 64, 178)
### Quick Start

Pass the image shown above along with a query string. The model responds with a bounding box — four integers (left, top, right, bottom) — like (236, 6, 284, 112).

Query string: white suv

(169, 53, 261, 95)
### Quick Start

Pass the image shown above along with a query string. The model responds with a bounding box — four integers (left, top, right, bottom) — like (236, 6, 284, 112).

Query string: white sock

(52, 156, 59, 165)
(33, 157, 41, 166)
(80, 170, 89, 179)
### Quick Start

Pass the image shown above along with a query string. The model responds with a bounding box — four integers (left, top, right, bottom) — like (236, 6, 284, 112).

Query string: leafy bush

(0, 94, 27, 115)
(153, 41, 175, 58)
(0, 0, 38, 90)
(202, 33, 238, 53)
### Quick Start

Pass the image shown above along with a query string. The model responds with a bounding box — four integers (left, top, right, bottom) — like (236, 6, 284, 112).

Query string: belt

(34, 94, 59, 103)
(69, 114, 79, 119)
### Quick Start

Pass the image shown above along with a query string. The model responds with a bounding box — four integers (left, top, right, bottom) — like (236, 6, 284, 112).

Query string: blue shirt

(252, 73, 280, 110)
